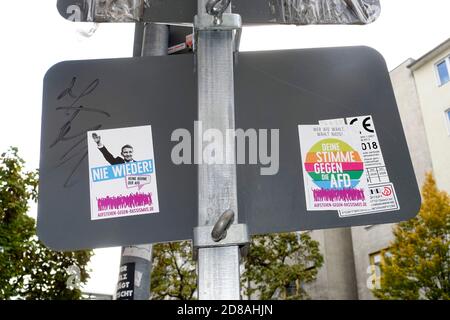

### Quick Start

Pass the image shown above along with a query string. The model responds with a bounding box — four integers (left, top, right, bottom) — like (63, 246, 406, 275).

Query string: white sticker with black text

(338, 183, 399, 217)
(319, 116, 399, 217)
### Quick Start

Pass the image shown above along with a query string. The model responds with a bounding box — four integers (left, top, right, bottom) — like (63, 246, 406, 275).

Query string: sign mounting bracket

(193, 210, 250, 260)
(193, 11, 242, 53)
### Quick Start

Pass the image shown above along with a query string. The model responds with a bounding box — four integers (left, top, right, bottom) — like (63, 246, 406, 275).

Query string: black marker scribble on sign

(51, 77, 111, 188)
(57, 77, 77, 99)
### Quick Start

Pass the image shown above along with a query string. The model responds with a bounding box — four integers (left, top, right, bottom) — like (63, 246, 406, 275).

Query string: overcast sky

(0, 1, 449, 296)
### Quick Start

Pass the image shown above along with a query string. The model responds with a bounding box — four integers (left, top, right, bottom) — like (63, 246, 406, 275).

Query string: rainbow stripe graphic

(305, 138, 364, 190)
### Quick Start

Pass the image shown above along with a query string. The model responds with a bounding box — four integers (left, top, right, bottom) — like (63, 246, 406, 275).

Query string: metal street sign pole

(132, 22, 145, 57)
(116, 22, 169, 300)
(195, 0, 242, 300)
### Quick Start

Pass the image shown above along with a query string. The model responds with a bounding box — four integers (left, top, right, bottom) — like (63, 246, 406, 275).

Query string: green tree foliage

(150, 232, 323, 300)
(0, 147, 92, 300)
(373, 173, 450, 300)
(242, 232, 323, 300)
(150, 241, 196, 300)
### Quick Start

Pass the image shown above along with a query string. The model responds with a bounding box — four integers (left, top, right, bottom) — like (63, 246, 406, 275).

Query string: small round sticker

(304, 138, 364, 190)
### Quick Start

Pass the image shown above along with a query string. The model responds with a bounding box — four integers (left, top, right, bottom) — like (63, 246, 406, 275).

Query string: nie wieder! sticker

(87, 125, 160, 220)
(298, 125, 371, 211)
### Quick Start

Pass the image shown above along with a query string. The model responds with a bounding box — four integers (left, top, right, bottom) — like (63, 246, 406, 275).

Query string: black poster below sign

(116, 263, 135, 300)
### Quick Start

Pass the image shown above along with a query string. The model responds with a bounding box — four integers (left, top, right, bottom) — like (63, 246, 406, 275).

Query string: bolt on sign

(38, 46, 420, 251)
(57, 0, 381, 25)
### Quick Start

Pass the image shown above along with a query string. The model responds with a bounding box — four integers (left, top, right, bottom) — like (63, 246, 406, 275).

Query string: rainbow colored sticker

(304, 138, 364, 190)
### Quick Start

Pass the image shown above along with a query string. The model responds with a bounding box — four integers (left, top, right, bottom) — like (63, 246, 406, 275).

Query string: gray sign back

(235, 47, 420, 235)
(57, 0, 381, 25)
(38, 47, 420, 251)
(39, 56, 197, 251)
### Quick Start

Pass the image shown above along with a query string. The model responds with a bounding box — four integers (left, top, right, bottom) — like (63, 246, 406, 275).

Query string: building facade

(408, 40, 450, 193)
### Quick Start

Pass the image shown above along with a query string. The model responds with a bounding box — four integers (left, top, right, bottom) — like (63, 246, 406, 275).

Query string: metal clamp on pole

(193, 0, 242, 52)
(193, 210, 250, 260)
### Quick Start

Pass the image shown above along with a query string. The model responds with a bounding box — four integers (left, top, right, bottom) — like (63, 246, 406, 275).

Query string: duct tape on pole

(57, 0, 381, 25)
(116, 22, 169, 301)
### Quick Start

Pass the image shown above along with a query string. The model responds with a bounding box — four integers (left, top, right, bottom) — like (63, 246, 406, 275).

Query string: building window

(368, 249, 390, 289)
(369, 252, 383, 278)
(446, 109, 450, 135)
(285, 281, 298, 297)
(436, 58, 450, 86)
